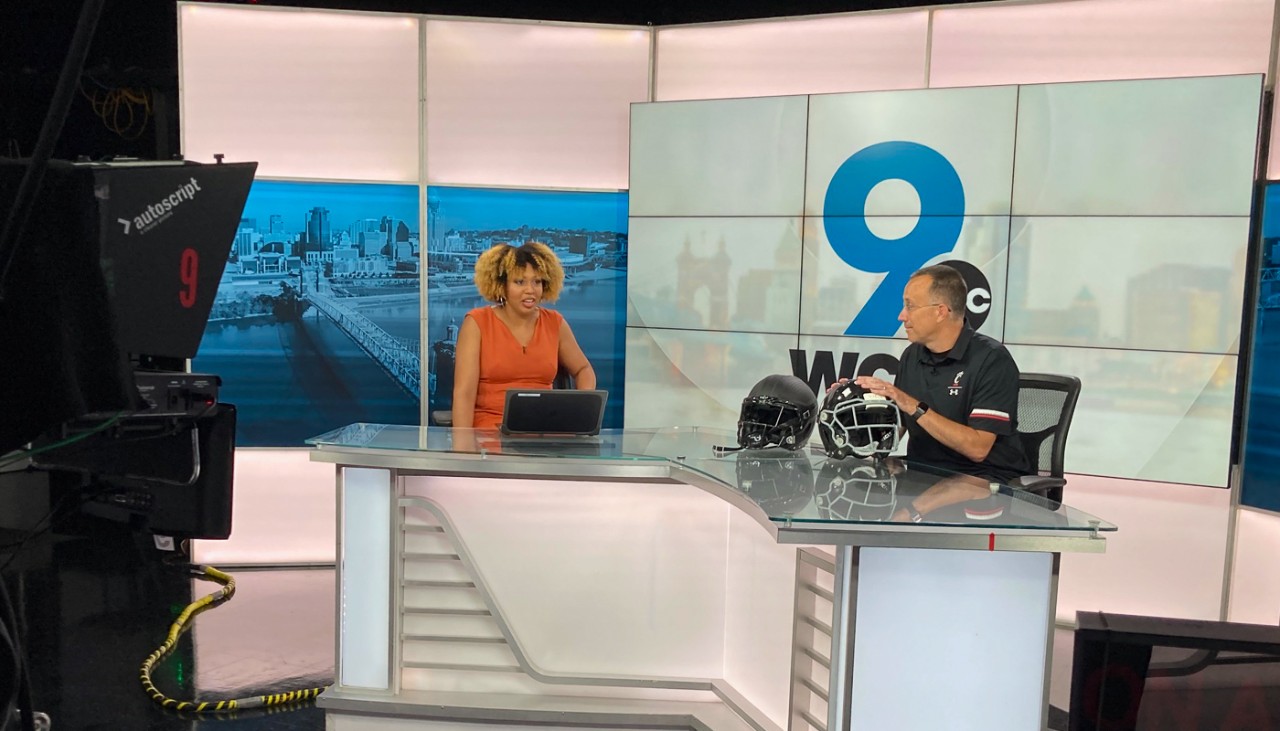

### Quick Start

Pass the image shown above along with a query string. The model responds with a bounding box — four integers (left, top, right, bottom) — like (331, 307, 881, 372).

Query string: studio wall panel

(1005, 217, 1250, 354)
(801, 215, 1009, 340)
(805, 86, 1018, 217)
(424, 186, 630, 429)
(191, 450, 336, 565)
(179, 4, 420, 181)
(1056, 473, 1231, 623)
(627, 217, 803, 334)
(624, 328, 797, 430)
(1011, 75, 1261, 217)
(191, 180, 422, 446)
(1228, 508, 1280, 624)
(424, 20, 649, 190)
(628, 75, 1258, 488)
(629, 96, 809, 217)
(1241, 185, 1280, 511)
(929, 0, 1273, 88)
(653, 12, 928, 102)
(1007, 345, 1236, 487)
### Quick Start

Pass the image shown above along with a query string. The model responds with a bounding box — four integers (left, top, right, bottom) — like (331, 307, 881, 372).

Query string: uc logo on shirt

(822, 141, 992, 337)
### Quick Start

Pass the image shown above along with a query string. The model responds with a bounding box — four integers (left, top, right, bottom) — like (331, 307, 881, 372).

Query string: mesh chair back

(1016, 373, 1081, 478)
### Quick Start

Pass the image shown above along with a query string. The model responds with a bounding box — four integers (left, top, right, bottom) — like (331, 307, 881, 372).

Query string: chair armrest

(1012, 475, 1066, 495)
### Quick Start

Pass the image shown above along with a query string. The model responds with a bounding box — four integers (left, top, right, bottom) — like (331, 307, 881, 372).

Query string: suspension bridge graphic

(306, 287, 421, 399)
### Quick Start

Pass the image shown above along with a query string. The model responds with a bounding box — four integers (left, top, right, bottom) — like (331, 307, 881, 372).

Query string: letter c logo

(938, 259, 992, 331)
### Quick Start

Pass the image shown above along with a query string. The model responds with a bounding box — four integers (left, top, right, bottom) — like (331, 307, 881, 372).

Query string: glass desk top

(308, 424, 1116, 534)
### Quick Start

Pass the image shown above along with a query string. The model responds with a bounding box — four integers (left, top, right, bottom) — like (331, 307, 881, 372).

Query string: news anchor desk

(307, 425, 1115, 731)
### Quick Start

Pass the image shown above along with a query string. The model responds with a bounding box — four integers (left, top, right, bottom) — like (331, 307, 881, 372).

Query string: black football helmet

(815, 459, 897, 521)
(735, 453, 815, 517)
(817, 381, 902, 460)
(733, 374, 818, 451)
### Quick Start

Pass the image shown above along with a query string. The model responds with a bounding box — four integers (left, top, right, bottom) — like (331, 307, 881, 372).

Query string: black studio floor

(3, 525, 1075, 731)
(3, 526, 332, 731)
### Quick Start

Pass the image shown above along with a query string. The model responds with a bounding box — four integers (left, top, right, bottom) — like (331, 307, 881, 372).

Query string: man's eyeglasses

(902, 302, 945, 313)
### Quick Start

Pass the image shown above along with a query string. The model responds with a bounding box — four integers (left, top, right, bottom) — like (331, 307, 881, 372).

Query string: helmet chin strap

(713, 443, 747, 457)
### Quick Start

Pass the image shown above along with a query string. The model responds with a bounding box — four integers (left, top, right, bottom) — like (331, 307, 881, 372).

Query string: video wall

(626, 75, 1262, 487)
(1241, 183, 1280, 509)
(424, 187, 630, 429)
(192, 181, 422, 446)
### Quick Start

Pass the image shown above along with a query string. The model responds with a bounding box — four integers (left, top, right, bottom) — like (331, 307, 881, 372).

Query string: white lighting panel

(424, 19, 650, 190)
(1058, 475, 1231, 622)
(929, 0, 1273, 88)
(654, 12, 929, 101)
(179, 5, 420, 181)
(805, 86, 1018, 218)
(623, 328, 799, 430)
(627, 217, 803, 334)
(1007, 345, 1236, 487)
(629, 96, 809, 217)
(339, 467, 392, 689)
(1005, 217, 1250, 354)
(800, 216, 1010, 341)
(1012, 75, 1261, 216)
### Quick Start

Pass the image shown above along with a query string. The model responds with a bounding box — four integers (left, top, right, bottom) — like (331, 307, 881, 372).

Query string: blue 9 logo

(823, 141, 967, 337)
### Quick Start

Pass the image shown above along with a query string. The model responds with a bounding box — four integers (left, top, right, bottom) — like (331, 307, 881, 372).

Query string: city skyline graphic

(193, 180, 422, 446)
(425, 186, 629, 429)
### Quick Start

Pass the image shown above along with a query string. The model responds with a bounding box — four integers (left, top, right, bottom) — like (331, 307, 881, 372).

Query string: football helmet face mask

(735, 374, 818, 451)
(818, 381, 903, 460)
(816, 459, 897, 521)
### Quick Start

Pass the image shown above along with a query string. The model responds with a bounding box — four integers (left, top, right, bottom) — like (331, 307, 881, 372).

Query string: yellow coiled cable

(139, 565, 329, 713)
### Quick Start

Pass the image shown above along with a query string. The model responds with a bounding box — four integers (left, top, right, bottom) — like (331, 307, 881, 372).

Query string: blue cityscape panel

(192, 180, 422, 446)
(425, 186, 629, 429)
(1242, 184, 1280, 510)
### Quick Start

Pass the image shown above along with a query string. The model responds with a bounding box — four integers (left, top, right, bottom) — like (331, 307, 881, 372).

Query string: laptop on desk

(500, 389, 608, 437)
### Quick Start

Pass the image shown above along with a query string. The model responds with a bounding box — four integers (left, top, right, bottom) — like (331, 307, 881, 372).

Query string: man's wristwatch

(911, 401, 930, 420)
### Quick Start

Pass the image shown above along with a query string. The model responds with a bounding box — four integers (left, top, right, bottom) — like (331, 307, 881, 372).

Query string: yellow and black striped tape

(139, 565, 329, 714)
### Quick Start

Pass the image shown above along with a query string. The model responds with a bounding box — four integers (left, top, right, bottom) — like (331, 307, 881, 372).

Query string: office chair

(433, 366, 574, 427)
(1011, 372, 1081, 505)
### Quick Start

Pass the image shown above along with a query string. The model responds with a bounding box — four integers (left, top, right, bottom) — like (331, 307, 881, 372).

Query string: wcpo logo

(823, 141, 991, 335)
(789, 349, 900, 396)
(117, 176, 204, 235)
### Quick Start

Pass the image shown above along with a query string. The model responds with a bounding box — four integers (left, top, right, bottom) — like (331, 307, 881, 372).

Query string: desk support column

(336, 466, 395, 692)
(827, 546, 856, 731)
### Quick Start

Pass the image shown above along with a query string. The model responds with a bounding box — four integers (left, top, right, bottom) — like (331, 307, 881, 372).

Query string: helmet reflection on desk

(735, 374, 818, 451)
(736, 453, 815, 516)
(817, 382, 902, 459)
(815, 460, 897, 521)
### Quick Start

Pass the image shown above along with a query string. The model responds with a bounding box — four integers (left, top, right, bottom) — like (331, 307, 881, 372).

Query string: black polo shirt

(894, 327, 1029, 484)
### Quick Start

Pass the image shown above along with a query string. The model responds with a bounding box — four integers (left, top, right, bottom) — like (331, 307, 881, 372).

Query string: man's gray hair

(911, 264, 967, 319)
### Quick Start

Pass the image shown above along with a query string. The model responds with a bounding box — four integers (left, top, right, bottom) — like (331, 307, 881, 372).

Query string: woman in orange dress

(451, 242, 596, 430)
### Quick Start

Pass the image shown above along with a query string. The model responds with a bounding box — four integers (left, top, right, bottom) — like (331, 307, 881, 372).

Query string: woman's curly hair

(473, 242, 564, 303)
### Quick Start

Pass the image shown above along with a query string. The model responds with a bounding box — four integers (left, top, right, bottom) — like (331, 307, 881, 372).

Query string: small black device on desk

(500, 389, 607, 437)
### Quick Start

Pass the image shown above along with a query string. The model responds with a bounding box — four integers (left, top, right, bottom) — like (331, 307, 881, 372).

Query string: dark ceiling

(0, 0, 979, 161)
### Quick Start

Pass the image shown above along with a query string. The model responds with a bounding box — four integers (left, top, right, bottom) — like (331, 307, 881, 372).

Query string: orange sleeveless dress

(468, 306, 564, 430)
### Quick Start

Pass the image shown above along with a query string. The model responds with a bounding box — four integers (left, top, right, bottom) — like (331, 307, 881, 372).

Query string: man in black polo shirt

(854, 264, 1029, 483)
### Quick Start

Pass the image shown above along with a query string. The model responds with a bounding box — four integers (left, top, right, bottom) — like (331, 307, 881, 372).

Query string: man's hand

(853, 376, 918, 414)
